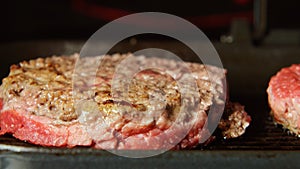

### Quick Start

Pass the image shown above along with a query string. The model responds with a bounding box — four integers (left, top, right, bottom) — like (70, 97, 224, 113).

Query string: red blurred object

(71, 0, 253, 29)
(72, 0, 130, 21)
(233, 0, 251, 5)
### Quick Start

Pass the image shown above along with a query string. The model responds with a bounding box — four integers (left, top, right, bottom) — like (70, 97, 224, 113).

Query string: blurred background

(1, 0, 250, 41)
(1, 0, 299, 42)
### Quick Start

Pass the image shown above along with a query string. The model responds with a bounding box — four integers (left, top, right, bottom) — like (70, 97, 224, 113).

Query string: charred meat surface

(0, 54, 251, 149)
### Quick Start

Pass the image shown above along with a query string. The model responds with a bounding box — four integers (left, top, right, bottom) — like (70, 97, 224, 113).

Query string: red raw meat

(267, 64, 300, 135)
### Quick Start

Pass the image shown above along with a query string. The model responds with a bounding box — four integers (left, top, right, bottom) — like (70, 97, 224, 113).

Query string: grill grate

(209, 119, 300, 150)
(208, 95, 300, 150)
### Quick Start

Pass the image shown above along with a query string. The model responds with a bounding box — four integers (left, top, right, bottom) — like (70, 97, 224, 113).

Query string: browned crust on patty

(0, 53, 250, 144)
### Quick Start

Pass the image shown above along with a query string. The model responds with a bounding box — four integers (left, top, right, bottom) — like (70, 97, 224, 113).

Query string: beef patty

(0, 53, 251, 149)
(267, 64, 300, 135)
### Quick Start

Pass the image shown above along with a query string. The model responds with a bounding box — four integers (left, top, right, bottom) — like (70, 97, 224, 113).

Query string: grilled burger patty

(0, 54, 251, 149)
(267, 64, 300, 135)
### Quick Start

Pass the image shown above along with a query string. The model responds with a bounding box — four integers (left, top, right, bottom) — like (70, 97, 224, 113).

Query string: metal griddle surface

(0, 40, 300, 169)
